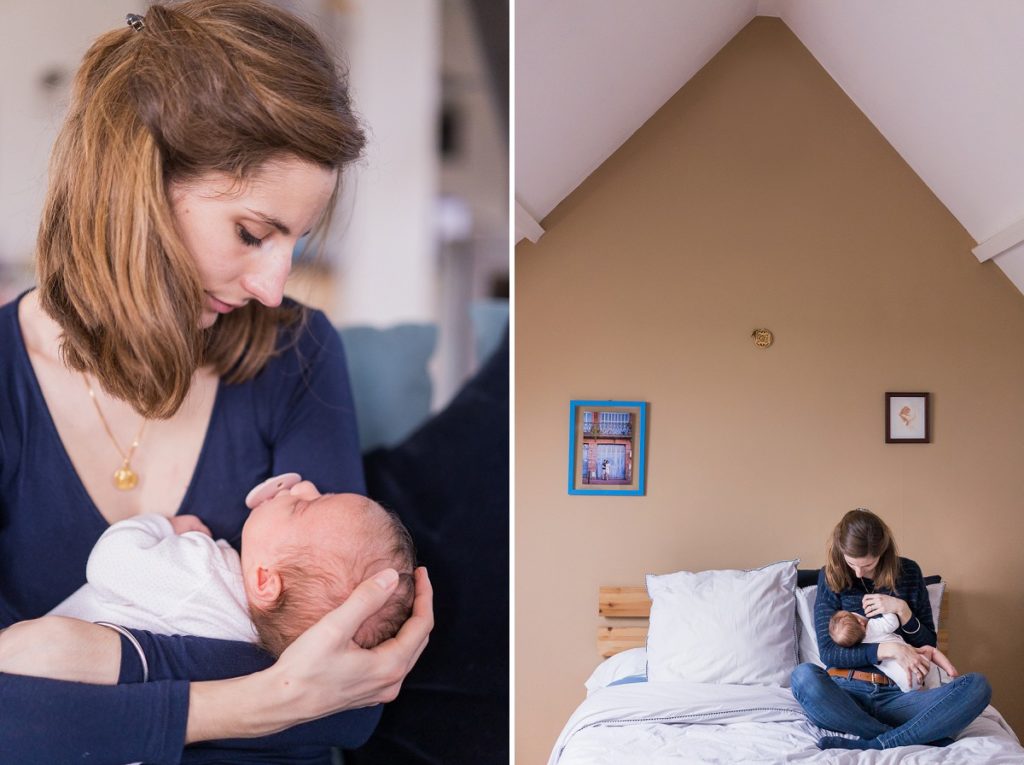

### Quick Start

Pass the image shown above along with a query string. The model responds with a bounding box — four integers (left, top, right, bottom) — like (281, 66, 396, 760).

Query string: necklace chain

(83, 375, 147, 491)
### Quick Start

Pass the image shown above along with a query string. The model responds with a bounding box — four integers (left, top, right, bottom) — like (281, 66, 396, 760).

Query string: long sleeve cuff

(901, 615, 922, 634)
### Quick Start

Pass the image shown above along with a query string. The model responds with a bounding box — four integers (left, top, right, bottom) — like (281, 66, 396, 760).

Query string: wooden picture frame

(885, 392, 930, 444)
(568, 400, 647, 496)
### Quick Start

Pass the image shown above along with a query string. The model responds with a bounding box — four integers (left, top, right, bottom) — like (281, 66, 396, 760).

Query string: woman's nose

(240, 247, 292, 307)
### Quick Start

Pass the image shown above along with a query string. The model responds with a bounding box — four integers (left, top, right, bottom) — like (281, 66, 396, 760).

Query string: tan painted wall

(515, 17, 1024, 764)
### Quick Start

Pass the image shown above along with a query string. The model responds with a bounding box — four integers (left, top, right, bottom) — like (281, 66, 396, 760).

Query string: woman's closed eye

(237, 224, 265, 248)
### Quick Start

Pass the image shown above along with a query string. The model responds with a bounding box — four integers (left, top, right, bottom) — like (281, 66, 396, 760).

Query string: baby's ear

(249, 566, 283, 605)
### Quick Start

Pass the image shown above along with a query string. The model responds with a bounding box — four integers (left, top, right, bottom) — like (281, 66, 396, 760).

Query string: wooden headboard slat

(598, 586, 650, 617)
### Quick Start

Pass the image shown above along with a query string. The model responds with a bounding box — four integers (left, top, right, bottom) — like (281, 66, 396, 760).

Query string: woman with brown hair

(0, 2, 431, 762)
(791, 508, 991, 750)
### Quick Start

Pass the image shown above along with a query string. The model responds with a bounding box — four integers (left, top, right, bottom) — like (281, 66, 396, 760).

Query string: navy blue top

(814, 557, 937, 672)
(0, 290, 378, 764)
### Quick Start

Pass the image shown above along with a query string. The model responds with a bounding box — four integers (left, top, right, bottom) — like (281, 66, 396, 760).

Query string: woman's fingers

(377, 567, 434, 674)
(259, 566, 434, 720)
(314, 568, 402, 644)
(911, 647, 932, 679)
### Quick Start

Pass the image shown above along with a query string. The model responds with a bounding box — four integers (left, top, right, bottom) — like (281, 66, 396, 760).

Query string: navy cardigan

(0, 292, 378, 764)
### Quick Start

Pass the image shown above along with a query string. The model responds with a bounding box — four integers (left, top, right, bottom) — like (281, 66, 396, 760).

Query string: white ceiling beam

(515, 199, 545, 244)
(972, 216, 1024, 263)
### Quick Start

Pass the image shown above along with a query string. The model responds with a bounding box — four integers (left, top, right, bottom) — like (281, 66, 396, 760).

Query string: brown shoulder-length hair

(824, 508, 901, 593)
(36, 0, 364, 418)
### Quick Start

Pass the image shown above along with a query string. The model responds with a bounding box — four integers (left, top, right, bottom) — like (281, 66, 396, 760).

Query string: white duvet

(549, 682, 1024, 765)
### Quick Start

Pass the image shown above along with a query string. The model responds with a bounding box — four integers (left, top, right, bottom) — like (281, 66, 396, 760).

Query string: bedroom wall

(515, 16, 1024, 765)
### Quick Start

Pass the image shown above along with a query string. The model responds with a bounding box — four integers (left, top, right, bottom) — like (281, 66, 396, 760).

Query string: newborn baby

(829, 609, 958, 692)
(49, 474, 415, 655)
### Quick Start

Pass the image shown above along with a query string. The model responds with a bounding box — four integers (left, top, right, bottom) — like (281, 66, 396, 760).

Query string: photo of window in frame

(568, 400, 648, 495)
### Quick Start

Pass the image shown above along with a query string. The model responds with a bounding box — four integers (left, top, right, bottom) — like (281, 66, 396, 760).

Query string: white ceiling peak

(517, 2, 1024, 296)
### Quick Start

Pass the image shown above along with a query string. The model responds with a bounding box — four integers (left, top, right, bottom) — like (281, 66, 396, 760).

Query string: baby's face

(240, 480, 359, 569)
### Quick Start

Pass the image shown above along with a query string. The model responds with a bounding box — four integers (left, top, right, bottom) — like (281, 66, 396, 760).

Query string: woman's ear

(248, 565, 282, 605)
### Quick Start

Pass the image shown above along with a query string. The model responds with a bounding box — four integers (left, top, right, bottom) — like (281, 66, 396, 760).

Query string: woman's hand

(862, 593, 911, 624)
(877, 641, 932, 686)
(186, 566, 433, 742)
(269, 566, 433, 718)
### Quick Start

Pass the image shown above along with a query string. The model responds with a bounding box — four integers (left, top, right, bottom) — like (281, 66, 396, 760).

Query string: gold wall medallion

(751, 328, 774, 348)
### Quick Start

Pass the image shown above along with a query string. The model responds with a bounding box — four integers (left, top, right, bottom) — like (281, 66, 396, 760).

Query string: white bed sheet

(549, 681, 1024, 765)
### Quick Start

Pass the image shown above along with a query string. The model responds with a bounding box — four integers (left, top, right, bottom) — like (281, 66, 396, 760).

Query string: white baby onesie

(864, 613, 940, 692)
(49, 514, 257, 643)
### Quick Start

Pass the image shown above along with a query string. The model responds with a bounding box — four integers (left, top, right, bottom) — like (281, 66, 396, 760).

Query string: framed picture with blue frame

(568, 400, 648, 496)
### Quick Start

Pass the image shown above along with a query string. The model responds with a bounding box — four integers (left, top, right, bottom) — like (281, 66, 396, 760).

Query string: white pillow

(645, 559, 799, 687)
(795, 584, 823, 668)
(927, 581, 945, 631)
(583, 647, 647, 695)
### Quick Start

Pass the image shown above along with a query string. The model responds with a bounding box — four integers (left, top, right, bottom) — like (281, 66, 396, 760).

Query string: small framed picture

(568, 400, 647, 496)
(885, 392, 930, 444)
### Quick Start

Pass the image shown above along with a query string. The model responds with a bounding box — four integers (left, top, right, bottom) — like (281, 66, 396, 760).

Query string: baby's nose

(289, 480, 321, 500)
(245, 472, 302, 509)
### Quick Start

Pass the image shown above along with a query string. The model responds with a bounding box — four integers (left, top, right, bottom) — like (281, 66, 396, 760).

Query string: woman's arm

(813, 569, 880, 668)
(0, 567, 431, 758)
(862, 561, 937, 648)
(896, 561, 937, 647)
(0, 674, 189, 765)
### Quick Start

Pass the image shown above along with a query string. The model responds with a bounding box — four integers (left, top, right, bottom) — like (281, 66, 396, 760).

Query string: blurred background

(0, 0, 508, 447)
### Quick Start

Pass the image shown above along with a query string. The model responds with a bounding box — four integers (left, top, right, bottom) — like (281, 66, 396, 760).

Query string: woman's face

(169, 156, 338, 328)
(843, 554, 880, 579)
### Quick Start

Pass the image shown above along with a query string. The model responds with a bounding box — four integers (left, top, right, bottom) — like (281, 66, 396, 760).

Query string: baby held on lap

(829, 610, 958, 693)
(49, 474, 416, 655)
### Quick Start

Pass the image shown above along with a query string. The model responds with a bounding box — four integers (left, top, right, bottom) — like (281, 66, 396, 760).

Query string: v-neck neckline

(10, 289, 223, 527)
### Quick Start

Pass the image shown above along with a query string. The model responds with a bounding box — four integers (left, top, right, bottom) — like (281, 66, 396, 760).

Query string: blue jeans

(790, 663, 992, 747)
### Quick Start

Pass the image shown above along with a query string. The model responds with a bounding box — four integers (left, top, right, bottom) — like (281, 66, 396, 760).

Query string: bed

(548, 563, 1024, 764)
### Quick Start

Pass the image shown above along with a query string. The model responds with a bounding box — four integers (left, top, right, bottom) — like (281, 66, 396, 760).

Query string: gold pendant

(113, 465, 138, 491)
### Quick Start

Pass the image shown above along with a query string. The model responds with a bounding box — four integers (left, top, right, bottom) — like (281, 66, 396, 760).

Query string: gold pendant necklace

(83, 376, 147, 491)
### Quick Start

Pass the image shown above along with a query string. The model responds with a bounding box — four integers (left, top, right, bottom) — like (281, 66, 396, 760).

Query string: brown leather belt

(827, 668, 892, 686)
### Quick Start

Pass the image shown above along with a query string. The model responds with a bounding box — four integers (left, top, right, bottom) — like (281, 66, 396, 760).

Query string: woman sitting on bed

(791, 508, 991, 750)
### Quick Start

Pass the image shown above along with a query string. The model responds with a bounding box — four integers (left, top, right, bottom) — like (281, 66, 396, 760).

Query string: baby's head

(240, 478, 415, 656)
(829, 610, 868, 647)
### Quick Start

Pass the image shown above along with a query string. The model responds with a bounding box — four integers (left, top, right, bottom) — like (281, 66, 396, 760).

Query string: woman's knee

(791, 662, 827, 701)
(960, 673, 992, 710)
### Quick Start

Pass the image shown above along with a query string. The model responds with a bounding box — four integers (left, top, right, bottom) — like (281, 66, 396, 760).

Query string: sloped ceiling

(515, 0, 1024, 295)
